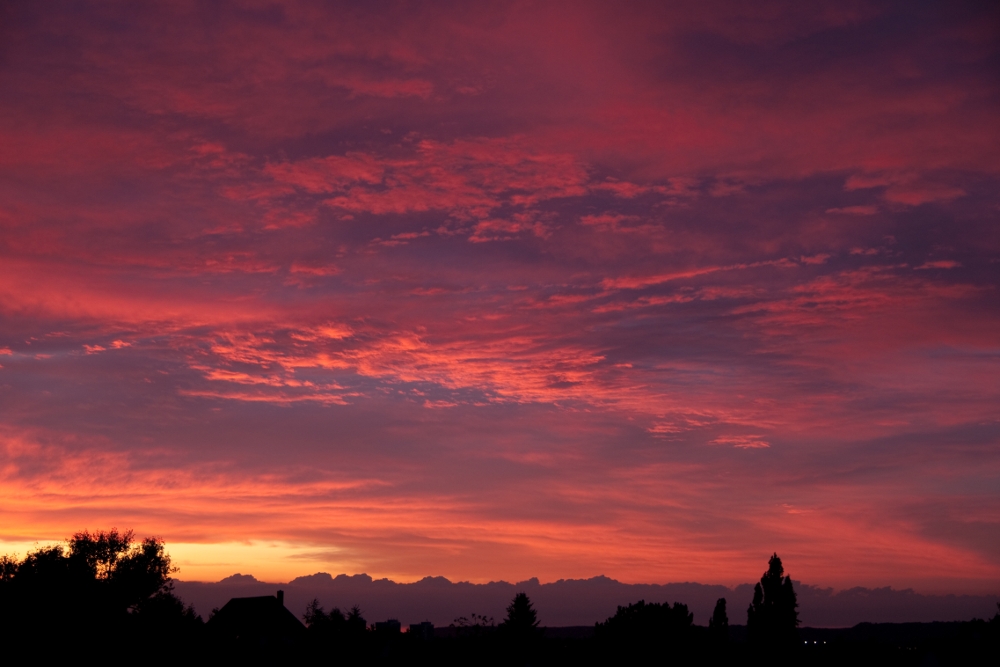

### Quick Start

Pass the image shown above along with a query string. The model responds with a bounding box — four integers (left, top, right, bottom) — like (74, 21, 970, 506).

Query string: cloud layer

(1, 1, 998, 595)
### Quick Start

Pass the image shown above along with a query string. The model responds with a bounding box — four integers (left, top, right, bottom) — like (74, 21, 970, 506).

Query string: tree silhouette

(69, 529, 135, 579)
(131, 588, 202, 639)
(499, 593, 541, 663)
(0, 528, 198, 650)
(303, 598, 354, 652)
(708, 597, 728, 644)
(500, 592, 540, 637)
(303, 598, 325, 627)
(452, 612, 494, 628)
(346, 604, 367, 636)
(452, 611, 495, 639)
(747, 553, 799, 648)
(301, 599, 367, 657)
(596, 599, 694, 661)
(304, 598, 347, 635)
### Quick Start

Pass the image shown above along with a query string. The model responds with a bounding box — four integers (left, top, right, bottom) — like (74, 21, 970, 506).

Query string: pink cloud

(603, 258, 798, 290)
(265, 154, 385, 194)
(915, 260, 961, 270)
(710, 435, 770, 449)
(341, 77, 434, 99)
(0, 1, 998, 593)
(826, 205, 878, 215)
(883, 183, 966, 206)
(289, 262, 341, 277)
(845, 173, 966, 206)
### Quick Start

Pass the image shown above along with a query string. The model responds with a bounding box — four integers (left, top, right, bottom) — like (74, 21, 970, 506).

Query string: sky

(1, 1, 998, 595)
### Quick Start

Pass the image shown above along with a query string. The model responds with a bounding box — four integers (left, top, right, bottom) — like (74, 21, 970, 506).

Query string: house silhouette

(409, 621, 435, 639)
(207, 590, 306, 647)
(375, 618, 401, 633)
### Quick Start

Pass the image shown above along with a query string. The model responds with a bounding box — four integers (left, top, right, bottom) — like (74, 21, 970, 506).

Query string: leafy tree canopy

(597, 599, 694, 642)
(0, 528, 197, 647)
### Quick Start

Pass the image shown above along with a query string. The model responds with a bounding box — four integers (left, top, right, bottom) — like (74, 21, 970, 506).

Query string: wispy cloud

(0, 1, 997, 592)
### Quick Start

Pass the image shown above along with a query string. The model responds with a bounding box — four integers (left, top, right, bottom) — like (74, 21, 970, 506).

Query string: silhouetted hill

(171, 574, 998, 627)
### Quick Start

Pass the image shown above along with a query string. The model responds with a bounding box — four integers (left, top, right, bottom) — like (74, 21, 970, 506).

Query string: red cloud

(1, 1, 998, 592)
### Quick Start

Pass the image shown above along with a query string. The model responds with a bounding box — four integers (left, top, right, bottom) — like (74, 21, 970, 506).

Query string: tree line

(2, 531, 997, 665)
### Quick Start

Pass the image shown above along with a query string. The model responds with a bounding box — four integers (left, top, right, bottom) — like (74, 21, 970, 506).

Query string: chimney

(277, 590, 284, 607)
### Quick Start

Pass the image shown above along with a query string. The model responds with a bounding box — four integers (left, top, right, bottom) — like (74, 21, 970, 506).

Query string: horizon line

(172, 571, 1000, 597)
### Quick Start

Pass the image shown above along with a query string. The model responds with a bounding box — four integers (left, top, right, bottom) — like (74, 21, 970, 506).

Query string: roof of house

(207, 592, 306, 644)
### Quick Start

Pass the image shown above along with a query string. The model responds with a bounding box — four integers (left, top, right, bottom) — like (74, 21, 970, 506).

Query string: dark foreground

(253, 621, 998, 666)
(3, 620, 997, 666)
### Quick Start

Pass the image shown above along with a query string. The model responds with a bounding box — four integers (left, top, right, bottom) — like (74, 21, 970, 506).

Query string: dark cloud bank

(174, 574, 998, 628)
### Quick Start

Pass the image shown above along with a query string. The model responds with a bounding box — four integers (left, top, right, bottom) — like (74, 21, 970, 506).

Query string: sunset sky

(1, 1, 998, 594)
